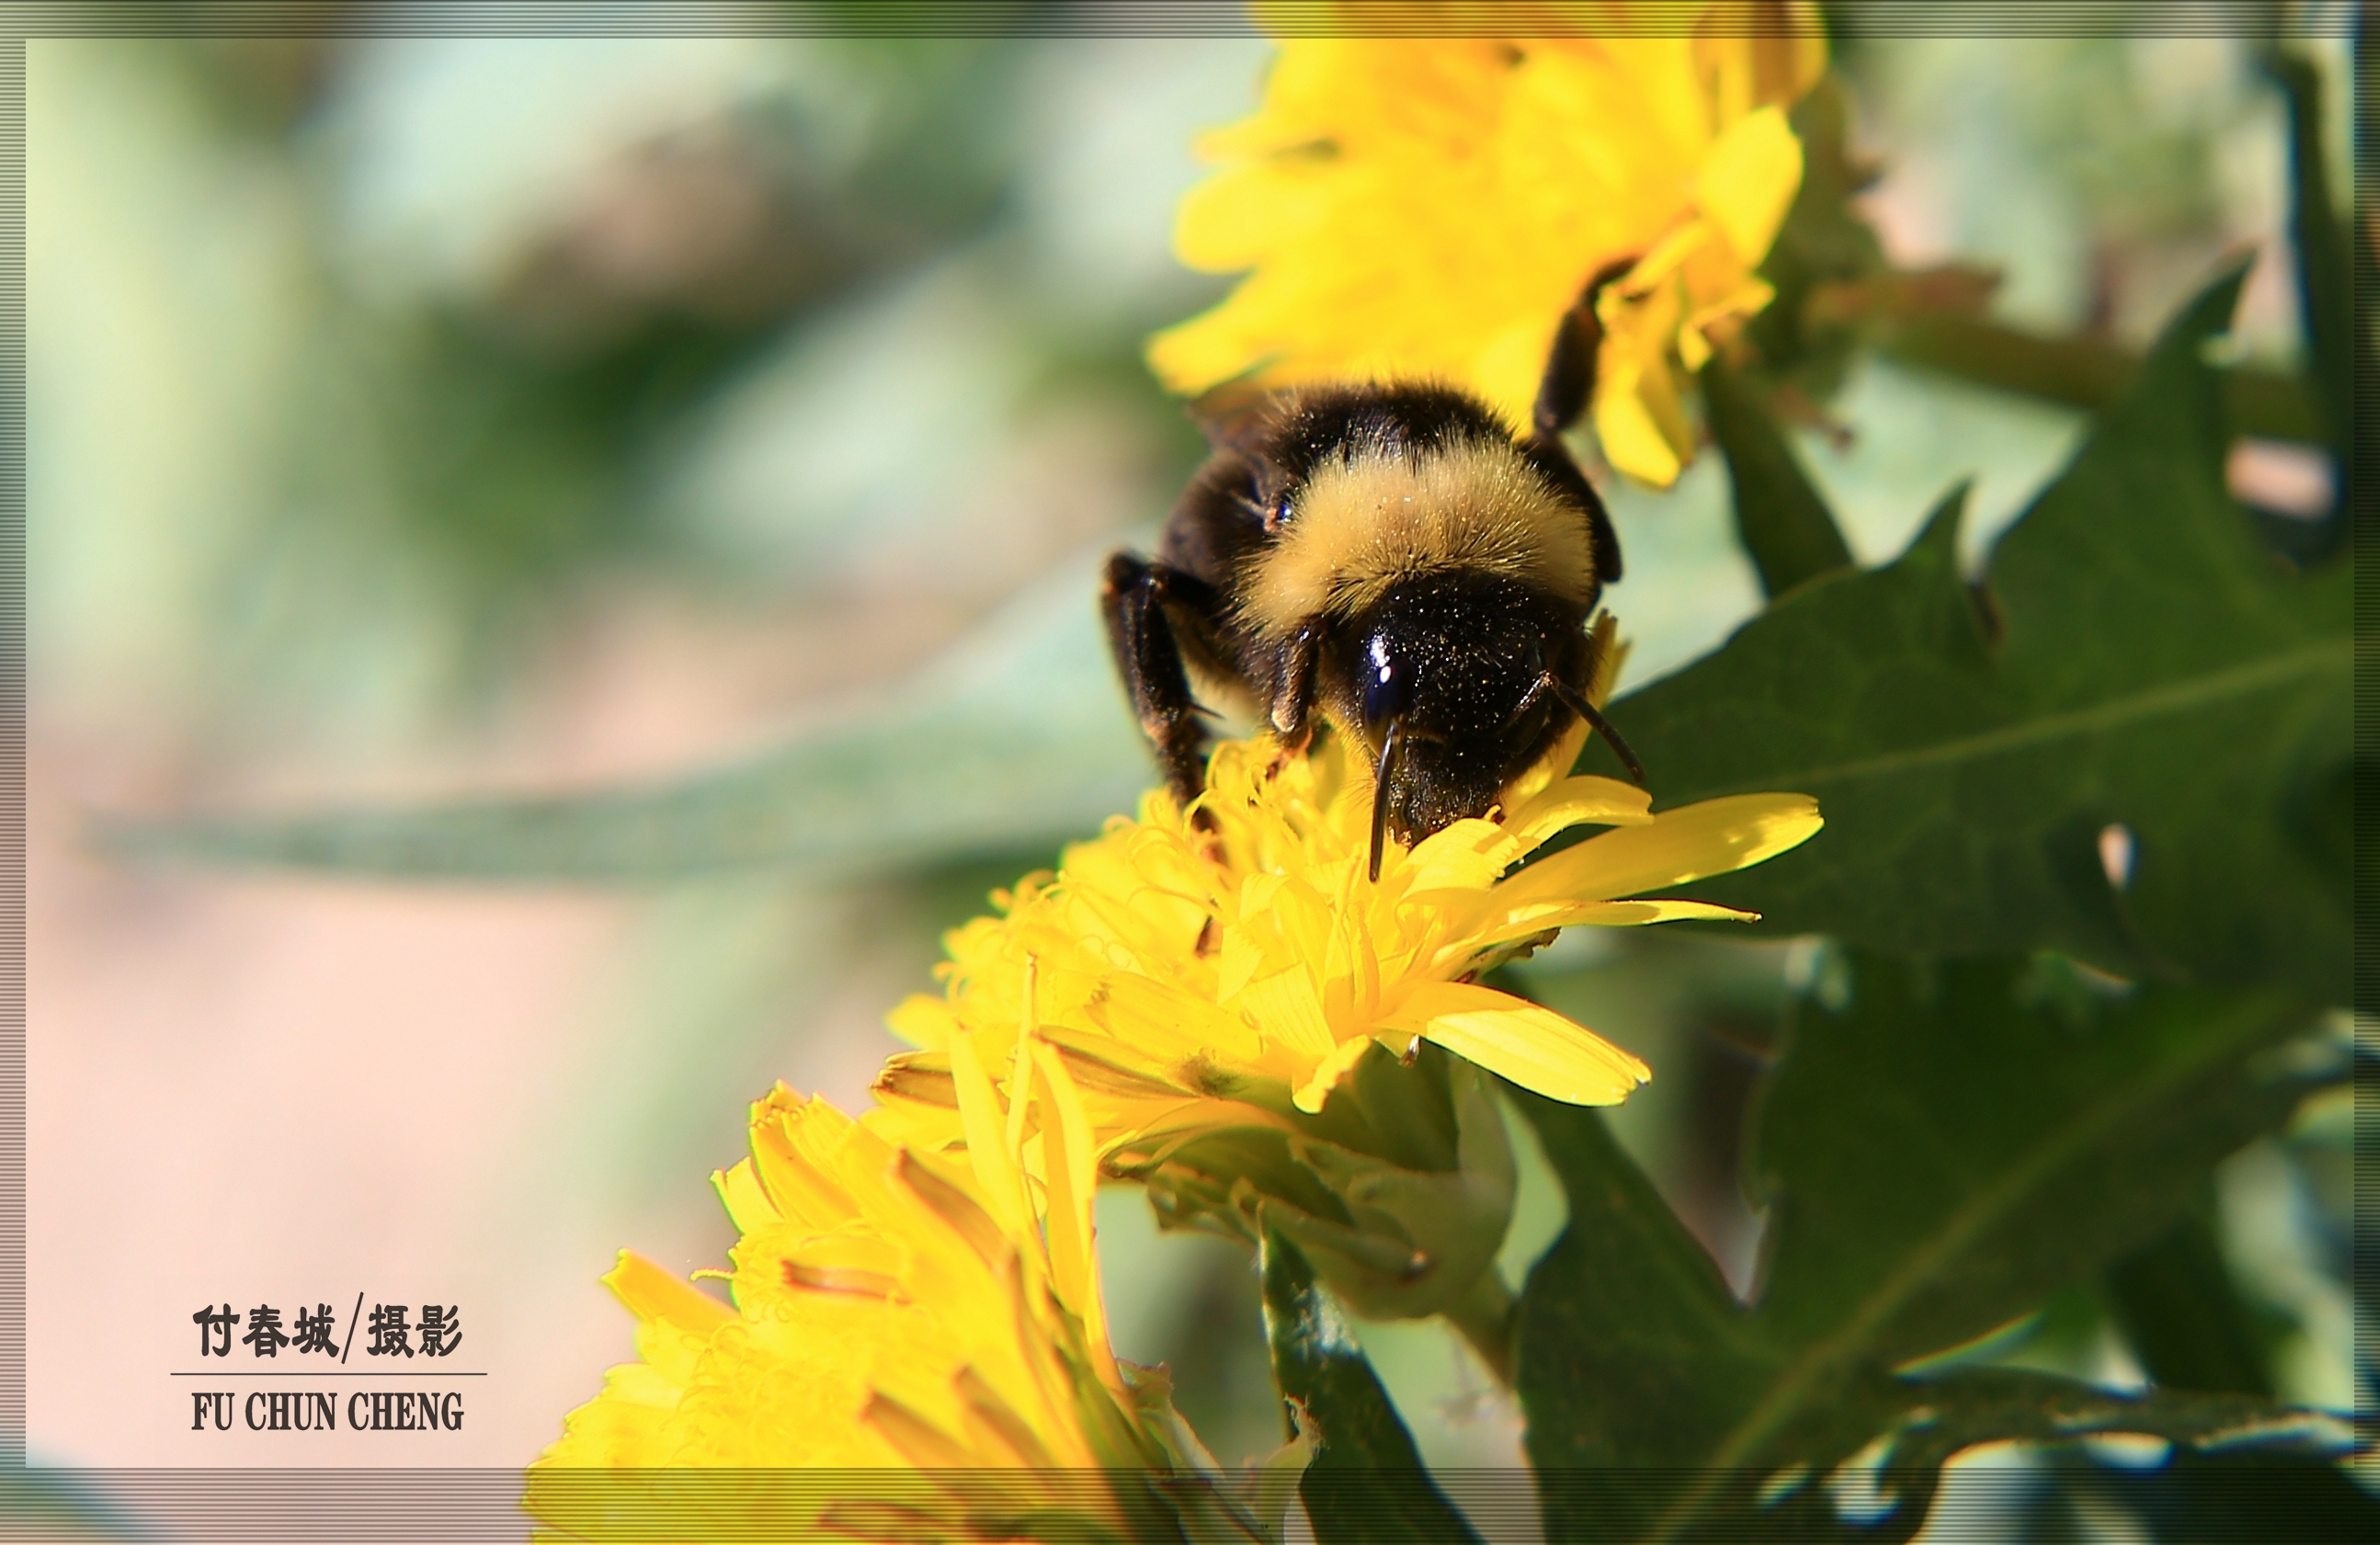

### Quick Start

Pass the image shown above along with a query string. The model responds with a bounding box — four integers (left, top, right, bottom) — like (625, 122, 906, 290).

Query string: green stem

(1442, 1268, 1517, 1388)
(1881, 315, 2323, 444)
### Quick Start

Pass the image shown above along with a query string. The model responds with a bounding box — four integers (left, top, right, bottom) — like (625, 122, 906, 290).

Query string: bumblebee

(1104, 277, 1643, 880)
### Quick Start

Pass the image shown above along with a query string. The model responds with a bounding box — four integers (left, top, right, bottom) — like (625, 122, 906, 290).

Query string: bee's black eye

(1362, 634, 1406, 729)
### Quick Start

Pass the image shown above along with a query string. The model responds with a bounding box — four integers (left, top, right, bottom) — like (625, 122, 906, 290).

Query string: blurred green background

(25, 20, 2356, 1526)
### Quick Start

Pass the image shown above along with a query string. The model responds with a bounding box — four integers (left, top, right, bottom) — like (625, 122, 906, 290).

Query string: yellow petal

(1023, 1039, 1117, 1389)
(1592, 273, 1696, 488)
(712, 1158, 779, 1237)
(746, 1093, 875, 1232)
(872, 1051, 958, 1110)
(1547, 896, 1760, 929)
(1095, 972, 1266, 1065)
(1112, 1096, 1302, 1154)
(603, 1250, 734, 1339)
(892, 1148, 1010, 1271)
(1233, 966, 1339, 1061)
(1292, 1034, 1378, 1115)
(1496, 793, 1823, 910)
(863, 1391, 983, 1471)
(1399, 816, 1523, 895)
(1681, 274, 1777, 345)
(1502, 717, 1592, 807)
(1462, 897, 1761, 957)
(1595, 369, 1686, 489)
(949, 1028, 1031, 1239)
(1033, 1023, 1196, 1100)
(886, 993, 958, 1051)
(1388, 982, 1649, 1105)
(1504, 775, 1657, 852)
(1469, 313, 1559, 432)
(1698, 104, 1804, 266)
(1614, 219, 1713, 296)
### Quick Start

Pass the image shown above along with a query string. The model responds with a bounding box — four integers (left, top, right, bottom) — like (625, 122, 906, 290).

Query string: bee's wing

(1186, 382, 1281, 460)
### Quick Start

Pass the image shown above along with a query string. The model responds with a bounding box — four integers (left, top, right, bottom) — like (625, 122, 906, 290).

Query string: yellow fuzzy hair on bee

(1235, 437, 1600, 641)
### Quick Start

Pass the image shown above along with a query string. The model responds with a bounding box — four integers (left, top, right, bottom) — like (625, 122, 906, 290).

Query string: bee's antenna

(1546, 676, 1646, 786)
(1368, 717, 1406, 884)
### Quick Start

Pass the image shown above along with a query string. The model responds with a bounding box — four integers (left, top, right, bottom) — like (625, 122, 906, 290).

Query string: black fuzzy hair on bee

(1104, 270, 1645, 882)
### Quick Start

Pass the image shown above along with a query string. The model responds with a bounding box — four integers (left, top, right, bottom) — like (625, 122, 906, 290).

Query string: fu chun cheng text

(179, 1298, 475, 1438)
(189, 1389, 465, 1433)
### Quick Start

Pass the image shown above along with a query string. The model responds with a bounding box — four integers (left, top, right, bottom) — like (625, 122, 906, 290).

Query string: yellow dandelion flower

(1146, 3, 1827, 487)
(873, 715, 1818, 1228)
(529, 1047, 1282, 1543)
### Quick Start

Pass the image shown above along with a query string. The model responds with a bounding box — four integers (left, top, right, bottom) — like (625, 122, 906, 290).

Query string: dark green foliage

(1748, 956, 2316, 1368)
(2104, 1205, 2275, 1399)
(1507, 1084, 1776, 1539)
(2015, 1448, 2380, 1545)
(2265, 50, 2352, 465)
(360, 312, 775, 625)
(1259, 1231, 1483, 1545)
(1512, 949, 2340, 1544)
(1579, 272, 2351, 1004)
(1702, 355, 1855, 599)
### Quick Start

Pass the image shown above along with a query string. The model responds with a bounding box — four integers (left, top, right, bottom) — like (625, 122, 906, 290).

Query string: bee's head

(1334, 573, 1584, 879)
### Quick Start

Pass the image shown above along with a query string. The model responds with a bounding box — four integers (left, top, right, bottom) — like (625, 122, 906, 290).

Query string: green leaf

(1258, 1229, 1482, 1545)
(2266, 48, 2352, 460)
(1748, 957, 2317, 1369)
(1508, 1083, 1779, 1541)
(1590, 270, 2351, 1001)
(1825, 1367, 2352, 1545)
(94, 578, 1152, 880)
(1512, 952, 2334, 1544)
(1702, 355, 1855, 599)
(2103, 1203, 2275, 1399)
(1704, 1367, 2350, 1545)
(2031, 1448, 2380, 1545)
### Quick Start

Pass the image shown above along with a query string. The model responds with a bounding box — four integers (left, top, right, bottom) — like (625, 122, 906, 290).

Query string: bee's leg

(1552, 622, 1646, 785)
(1532, 256, 1635, 438)
(1526, 256, 1638, 586)
(1101, 551, 1223, 812)
(1267, 620, 1322, 754)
